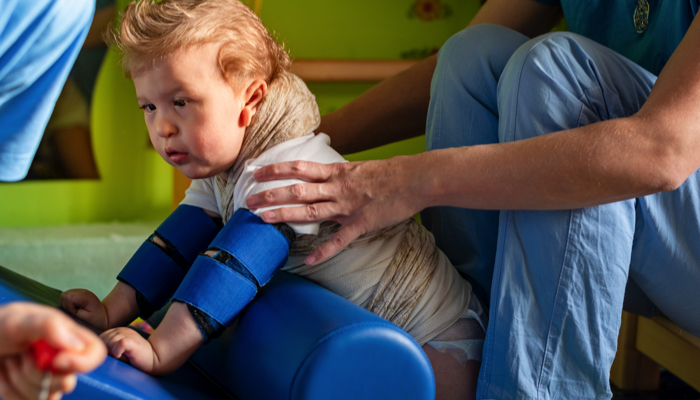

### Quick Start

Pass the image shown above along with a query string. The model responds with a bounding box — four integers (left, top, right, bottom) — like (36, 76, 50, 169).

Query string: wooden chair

(611, 311, 700, 392)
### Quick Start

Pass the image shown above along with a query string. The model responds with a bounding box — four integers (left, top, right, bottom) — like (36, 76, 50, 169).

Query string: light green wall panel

(259, 0, 478, 59)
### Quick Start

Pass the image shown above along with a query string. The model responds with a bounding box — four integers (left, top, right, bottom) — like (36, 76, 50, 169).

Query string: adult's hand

(246, 156, 429, 265)
(0, 302, 107, 400)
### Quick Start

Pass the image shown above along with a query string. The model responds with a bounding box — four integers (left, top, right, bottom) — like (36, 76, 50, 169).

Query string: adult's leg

(478, 32, 657, 400)
(0, 0, 94, 182)
(630, 182, 700, 335)
(422, 24, 530, 306)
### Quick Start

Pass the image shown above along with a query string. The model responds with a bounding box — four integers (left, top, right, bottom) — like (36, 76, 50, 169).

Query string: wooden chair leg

(636, 316, 700, 393)
(610, 311, 661, 391)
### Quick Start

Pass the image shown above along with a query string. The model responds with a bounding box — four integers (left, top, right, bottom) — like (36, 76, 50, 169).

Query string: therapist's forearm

(415, 116, 685, 211)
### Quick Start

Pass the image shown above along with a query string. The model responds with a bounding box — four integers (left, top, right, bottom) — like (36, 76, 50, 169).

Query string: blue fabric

(535, 0, 699, 75)
(208, 208, 290, 286)
(0, 0, 93, 181)
(118, 240, 186, 311)
(424, 24, 700, 400)
(173, 256, 258, 327)
(155, 205, 222, 266)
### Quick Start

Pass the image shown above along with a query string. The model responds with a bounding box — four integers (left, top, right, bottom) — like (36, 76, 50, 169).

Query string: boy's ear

(239, 79, 268, 128)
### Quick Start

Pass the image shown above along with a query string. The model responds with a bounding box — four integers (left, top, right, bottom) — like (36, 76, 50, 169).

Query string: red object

(30, 339, 59, 371)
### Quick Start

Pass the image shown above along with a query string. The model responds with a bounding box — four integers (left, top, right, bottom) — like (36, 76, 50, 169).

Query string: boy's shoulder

(249, 133, 346, 167)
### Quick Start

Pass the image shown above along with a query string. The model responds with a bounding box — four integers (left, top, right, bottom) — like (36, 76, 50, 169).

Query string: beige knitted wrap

(214, 72, 471, 344)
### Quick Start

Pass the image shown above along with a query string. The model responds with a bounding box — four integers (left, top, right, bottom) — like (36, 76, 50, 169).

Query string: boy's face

(133, 43, 246, 179)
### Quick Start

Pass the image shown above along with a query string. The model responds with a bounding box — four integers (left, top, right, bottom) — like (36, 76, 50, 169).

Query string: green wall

(0, 0, 480, 227)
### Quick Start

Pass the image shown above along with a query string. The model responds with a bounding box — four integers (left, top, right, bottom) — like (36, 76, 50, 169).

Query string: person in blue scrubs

(246, 0, 700, 398)
(0, 2, 105, 400)
(0, 0, 94, 182)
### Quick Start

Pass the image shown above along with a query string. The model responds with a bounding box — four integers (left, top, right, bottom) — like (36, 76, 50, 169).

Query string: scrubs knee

(427, 24, 528, 150)
(498, 31, 655, 144)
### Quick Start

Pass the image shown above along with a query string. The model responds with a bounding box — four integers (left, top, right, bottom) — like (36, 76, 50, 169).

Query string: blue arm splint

(173, 209, 292, 338)
(117, 205, 221, 315)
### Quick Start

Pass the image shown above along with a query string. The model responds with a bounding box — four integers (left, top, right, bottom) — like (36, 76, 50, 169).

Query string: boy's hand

(100, 328, 154, 374)
(60, 289, 108, 331)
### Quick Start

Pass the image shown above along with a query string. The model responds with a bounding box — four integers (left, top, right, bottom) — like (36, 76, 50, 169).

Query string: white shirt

(181, 133, 346, 235)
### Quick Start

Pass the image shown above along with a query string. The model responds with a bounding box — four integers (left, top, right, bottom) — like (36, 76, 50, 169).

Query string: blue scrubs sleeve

(0, 0, 94, 181)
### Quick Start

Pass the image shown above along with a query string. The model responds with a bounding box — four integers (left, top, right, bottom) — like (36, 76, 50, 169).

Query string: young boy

(61, 1, 486, 398)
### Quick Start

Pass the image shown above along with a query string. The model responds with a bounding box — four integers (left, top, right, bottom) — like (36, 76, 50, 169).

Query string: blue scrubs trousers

(422, 24, 700, 400)
(0, 0, 94, 181)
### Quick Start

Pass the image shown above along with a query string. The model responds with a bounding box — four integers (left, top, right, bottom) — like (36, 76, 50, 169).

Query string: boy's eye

(140, 104, 156, 112)
(174, 99, 187, 107)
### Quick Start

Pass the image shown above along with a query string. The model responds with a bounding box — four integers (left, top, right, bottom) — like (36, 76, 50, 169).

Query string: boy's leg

(422, 24, 530, 305)
(478, 33, 657, 400)
(0, 0, 94, 182)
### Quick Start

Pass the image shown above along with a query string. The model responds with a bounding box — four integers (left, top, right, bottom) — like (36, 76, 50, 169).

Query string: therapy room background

(0, 0, 478, 295)
(1, 0, 698, 399)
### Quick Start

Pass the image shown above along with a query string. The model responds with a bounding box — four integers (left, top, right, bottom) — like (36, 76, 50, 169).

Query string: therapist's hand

(0, 302, 107, 400)
(246, 156, 427, 265)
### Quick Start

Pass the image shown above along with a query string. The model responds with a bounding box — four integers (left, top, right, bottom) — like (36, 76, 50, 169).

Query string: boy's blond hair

(113, 0, 290, 86)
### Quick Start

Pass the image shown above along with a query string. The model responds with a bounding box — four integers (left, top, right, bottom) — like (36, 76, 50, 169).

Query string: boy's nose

(155, 114, 178, 137)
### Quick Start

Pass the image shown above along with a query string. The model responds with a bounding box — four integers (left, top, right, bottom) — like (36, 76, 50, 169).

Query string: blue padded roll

(186, 272, 437, 400)
(118, 241, 185, 310)
(156, 205, 221, 265)
(208, 209, 289, 286)
(173, 256, 257, 327)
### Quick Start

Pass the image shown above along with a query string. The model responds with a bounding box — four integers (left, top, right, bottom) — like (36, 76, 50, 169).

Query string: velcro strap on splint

(173, 256, 258, 327)
(117, 205, 221, 311)
(154, 205, 222, 265)
(172, 209, 291, 329)
(208, 208, 291, 286)
(118, 241, 186, 311)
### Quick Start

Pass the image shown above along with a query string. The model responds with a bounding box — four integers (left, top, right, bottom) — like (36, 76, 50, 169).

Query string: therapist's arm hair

(319, 0, 563, 155)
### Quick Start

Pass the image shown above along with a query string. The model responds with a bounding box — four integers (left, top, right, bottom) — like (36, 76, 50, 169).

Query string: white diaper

(425, 292, 488, 365)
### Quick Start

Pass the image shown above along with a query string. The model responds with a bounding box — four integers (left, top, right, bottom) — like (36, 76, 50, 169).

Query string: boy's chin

(176, 167, 206, 180)
(177, 167, 223, 180)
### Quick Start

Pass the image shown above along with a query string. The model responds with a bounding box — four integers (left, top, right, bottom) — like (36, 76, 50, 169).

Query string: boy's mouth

(165, 148, 188, 164)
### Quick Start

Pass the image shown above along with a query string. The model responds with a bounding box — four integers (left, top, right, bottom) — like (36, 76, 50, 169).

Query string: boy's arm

(62, 205, 222, 330)
(115, 205, 222, 320)
(100, 302, 201, 375)
(101, 208, 294, 375)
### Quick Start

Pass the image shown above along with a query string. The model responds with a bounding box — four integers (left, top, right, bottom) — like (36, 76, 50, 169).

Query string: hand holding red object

(0, 302, 107, 400)
(30, 339, 60, 372)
